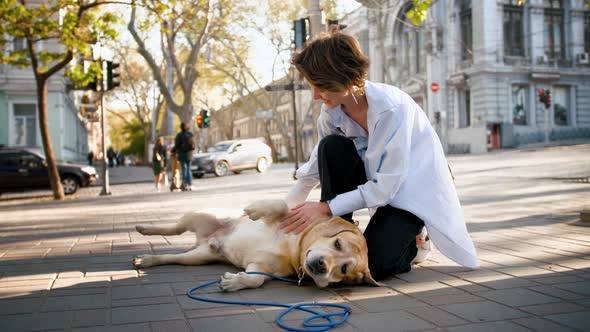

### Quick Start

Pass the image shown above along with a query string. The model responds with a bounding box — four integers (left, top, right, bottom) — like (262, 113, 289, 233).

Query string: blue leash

(187, 271, 351, 332)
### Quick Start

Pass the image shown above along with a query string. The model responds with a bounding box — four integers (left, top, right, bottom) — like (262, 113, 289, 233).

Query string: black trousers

(318, 135, 425, 280)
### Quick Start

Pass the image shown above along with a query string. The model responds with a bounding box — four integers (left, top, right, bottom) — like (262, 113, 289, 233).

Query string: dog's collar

(297, 266, 305, 286)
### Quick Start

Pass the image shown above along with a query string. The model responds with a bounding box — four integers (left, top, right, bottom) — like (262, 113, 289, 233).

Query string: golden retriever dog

(133, 199, 379, 291)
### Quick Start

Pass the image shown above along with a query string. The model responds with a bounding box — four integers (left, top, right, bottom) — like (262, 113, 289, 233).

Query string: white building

(350, 0, 590, 153)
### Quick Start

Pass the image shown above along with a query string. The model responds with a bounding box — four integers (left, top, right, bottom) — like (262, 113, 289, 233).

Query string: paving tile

(520, 302, 587, 315)
(421, 293, 484, 306)
(31, 310, 70, 331)
(91, 323, 151, 332)
(545, 311, 590, 331)
(111, 284, 173, 300)
(554, 282, 590, 296)
(111, 295, 176, 307)
(0, 297, 42, 314)
(351, 293, 427, 313)
(150, 320, 191, 332)
(527, 285, 587, 301)
(42, 294, 108, 312)
(72, 308, 108, 327)
(188, 313, 272, 332)
(446, 321, 533, 332)
(440, 301, 528, 322)
(0, 313, 35, 332)
(511, 317, 577, 332)
(406, 306, 469, 327)
(390, 281, 466, 299)
(111, 303, 184, 324)
(347, 311, 435, 332)
(476, 288, 560, 307)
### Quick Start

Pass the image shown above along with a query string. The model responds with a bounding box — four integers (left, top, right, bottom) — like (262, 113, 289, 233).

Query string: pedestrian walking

(281, 32, 478, 281)
(152, 136, 168, 191)
(172, 122, 195, 191)
(107, 147, 115, 168)
(87, 150, 94, 166)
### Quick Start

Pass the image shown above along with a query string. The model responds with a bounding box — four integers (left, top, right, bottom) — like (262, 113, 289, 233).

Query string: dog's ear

(363, 270, 385, 287)
(325, 217, 362, 236)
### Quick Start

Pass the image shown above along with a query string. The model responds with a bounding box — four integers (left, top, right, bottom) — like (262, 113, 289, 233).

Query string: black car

(0, 148, 98, 195)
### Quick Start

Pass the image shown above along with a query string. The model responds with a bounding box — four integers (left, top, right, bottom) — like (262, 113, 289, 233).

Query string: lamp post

(288, 66, 299, 180)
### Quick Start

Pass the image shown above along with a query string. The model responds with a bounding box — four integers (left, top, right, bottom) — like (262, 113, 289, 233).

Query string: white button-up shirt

(285, 81, 479, 268)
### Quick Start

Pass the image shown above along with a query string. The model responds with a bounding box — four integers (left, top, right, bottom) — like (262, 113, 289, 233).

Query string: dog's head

(298, 217, 380, 288)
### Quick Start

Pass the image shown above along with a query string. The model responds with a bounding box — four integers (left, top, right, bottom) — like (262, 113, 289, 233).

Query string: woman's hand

(280, 201, 332, 234)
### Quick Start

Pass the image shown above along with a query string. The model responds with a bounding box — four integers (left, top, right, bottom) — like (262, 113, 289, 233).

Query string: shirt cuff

(328, 189, 366, 217)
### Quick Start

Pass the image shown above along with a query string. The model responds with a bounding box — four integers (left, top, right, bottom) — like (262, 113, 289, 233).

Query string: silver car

(191, 139, 272, 177)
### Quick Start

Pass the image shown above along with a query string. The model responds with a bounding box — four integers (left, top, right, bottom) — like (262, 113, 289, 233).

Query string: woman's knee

(318, 135, 356, 159)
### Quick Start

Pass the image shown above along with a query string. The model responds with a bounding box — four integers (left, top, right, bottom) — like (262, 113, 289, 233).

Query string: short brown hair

(291, 32, 369, 93)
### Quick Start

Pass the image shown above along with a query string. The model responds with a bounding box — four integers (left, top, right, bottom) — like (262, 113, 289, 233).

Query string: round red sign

(431, 82, 439, 93)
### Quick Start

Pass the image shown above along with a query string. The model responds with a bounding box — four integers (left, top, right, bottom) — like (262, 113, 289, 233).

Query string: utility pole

(99, 59, 111, 196)
(291, 74, 299, 179)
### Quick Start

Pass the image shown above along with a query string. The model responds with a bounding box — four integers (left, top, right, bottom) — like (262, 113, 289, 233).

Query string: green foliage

(110, 118, 148, 159)
(119, 120, 147, 159)
(0, 0, 121, 84)
(405, 0, 431, 26)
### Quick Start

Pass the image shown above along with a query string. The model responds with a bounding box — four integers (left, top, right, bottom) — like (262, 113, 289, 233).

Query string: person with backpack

(172, 122, 195, 191)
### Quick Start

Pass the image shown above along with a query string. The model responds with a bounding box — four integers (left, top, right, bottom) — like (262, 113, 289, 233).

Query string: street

(1, 144, 590, 331)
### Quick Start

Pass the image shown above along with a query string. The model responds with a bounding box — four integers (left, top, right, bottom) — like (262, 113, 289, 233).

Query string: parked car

(0, 148, 98, 195)
(191, 139, 272, 177)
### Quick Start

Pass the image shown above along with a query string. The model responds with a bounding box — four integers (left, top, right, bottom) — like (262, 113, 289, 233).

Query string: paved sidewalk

(0, 144, 589, 331)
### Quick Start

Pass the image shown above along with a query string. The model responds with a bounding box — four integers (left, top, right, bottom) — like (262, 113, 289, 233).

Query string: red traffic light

(538, 89, 544, 96)
(196, 114, 203, 128)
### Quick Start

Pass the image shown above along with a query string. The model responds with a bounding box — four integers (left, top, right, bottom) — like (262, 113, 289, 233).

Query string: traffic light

(544, 89, 551, 109)
(201, 110, 210, 128)
(538, 89, 551, 109)
(106, 61, 120, 91)
(293, 18, 309, 49)
(196, 113, 203, 128)
(538, 89, 546, 105)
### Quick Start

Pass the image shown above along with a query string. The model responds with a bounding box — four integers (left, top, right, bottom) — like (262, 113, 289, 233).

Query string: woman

(152, 136, 168, 191)
(281, 32, 478, 280)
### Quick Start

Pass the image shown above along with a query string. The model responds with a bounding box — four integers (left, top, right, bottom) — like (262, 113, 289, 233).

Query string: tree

(0, 0, 122, 200)
(128, 0, 251, 129)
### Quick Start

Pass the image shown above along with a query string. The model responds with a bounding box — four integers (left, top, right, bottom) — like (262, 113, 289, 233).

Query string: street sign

(431, 82, 439, 93)
(264, 83, 310, 92)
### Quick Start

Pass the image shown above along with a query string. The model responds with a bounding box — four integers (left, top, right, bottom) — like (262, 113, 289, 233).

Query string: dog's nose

(309, 256, 327, 275)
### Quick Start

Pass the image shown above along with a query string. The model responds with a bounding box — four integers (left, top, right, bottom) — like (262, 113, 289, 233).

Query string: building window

(460, 89, 471, 128)
(544, 0, 565, 60)
(553, 86, 569, 126)
(13, 103, 37, 147)
(512, 85, 528, 125)
(393, 5, 426, 77)
(459, 0, 472, 61)
(13, 37, 27, 52)
(503, 0, 525, 56)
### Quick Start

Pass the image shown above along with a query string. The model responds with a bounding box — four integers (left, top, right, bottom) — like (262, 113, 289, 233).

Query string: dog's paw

(219, 272, 246, 292)
(132, 255, 153, 269)
(243, 202, 265, 221)
(244, 200, 287, 221)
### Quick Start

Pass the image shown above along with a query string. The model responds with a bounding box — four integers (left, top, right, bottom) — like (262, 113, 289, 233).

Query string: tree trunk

(37, 79, 64, 200)
(143, 128, 151, 165)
